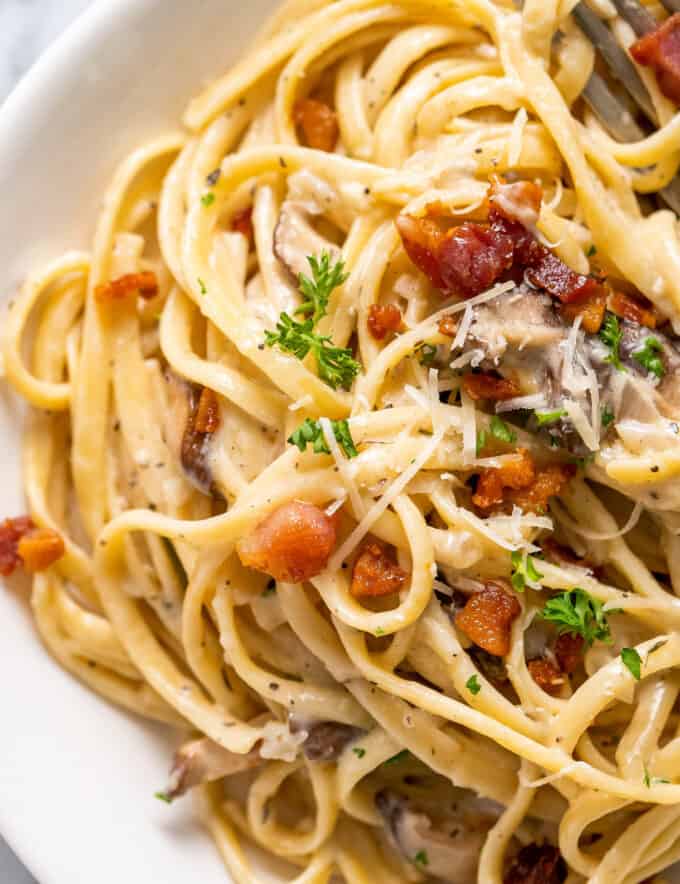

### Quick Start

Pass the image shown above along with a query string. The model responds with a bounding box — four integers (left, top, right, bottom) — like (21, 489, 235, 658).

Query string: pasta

(7, 0, 680, 880)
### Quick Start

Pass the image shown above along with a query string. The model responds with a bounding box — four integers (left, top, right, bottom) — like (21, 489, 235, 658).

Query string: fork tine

(572, 1, 658, 123)
(609, 0, 656, 36)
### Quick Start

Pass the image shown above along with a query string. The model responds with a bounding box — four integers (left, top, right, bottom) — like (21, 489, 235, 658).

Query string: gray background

(0, 4, 94, 880)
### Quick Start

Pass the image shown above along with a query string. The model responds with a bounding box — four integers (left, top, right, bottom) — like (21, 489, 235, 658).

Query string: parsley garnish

(540, 588, 612, 646)
(201, 192, 216, 207)
(352, 747, 366, 759)
(535, 409, 567, 427)
(599, 313, 624, 371)
(587, 245, 597, 258)
(384, 750, 410, 766)
(476, 429, 488, 456)
(296, 252, 348, 326)
(265, 253, 359, 390)
(647, 640, 668, 660)
(155, 791, 172, 804)
(414, 850, 429, 867)
(644, 765, 670, 788)
(490, 415, 517, 444)
(466, 674, 481, 695)
(621, 647, 641, 680)
(288, 418, 358, 459)
(633, 336, 665, 379)
(601, 405, 615, 427)
(375, 627, 385, 636)
(198, 278, 207, 295)
(416, 342, 437, 366)
(511, 551, 544, 592)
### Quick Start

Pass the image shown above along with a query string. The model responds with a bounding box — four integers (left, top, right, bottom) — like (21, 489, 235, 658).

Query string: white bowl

(0, 2, 276, 882)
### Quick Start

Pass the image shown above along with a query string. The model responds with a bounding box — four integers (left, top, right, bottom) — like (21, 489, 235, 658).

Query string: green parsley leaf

(644, 765, 670, 788)
(296, 252, 348, 326)
(601, 404, 615, 428)
(621, 647, 641, 680)
(510, 550, 544, 593)
(540, 588, 612, 646)
(535, 409, 567, 427)
(476, 429, 488, 456)
(417, 342, 438, 366)
(414, 850, 429, 867)
(375, 627, 385, 637)
(201, 192, 216, 207)
(599, 313, 625, 371)
(384, 749, 410, 766)
(352, 747, 366, 759)
(632, 336, 665, 379)
(288, 418, 358, 459)
(155, 791, 172, 804)
(490, 415, 517, 444)
(466, 674, 481, 695)
(198, 278, 207, 295)
(587, 245, 597, 258)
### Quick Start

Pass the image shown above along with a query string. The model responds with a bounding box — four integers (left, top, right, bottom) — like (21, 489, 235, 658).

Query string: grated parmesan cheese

(452, 304, 473, 351)
(552, 499, 643, 542)
(319, 418, 365, 519)
(460, 390, 477, 465)
(496, 393, 547, 413)
(564, 399, 598, 452)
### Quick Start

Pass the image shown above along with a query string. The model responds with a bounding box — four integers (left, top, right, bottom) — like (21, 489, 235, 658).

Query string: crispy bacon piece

(294, 98, 339, 152)
(237, 501, 339, 582)
(630, 13, 680, 104)
(528, 658, 565, 696)
(554, 632, 584, 674)
(351, 540, 408, 598)
(194, 388, 221, 434)
(231, 207, 254, 243)
(367, 304, 402, 340)
(0, 516, 64, 576)
(504, 843, 567, 884)
(95, 271, 159, 302)
(472, 449, 536, 511)
(462, 372, 521, 402)
(507, 463, 576, 514)
(455, 582, 521, 657)
(397, 179, 606, 305)
(560, 287, 607, 334)
(608, 290, 657, 329)
(438, 315, 459, 337)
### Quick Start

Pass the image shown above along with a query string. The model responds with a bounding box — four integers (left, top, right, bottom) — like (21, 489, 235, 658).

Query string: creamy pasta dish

(6, 0, 680, 881)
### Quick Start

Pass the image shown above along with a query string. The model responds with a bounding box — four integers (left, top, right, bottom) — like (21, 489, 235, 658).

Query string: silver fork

(571, 0, 680, 213)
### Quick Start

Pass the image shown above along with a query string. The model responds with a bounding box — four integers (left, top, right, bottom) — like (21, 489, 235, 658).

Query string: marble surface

(1, 3, 94, 879)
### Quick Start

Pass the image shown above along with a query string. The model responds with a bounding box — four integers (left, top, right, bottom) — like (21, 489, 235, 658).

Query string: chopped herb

(644, 765, 670, 788)
(647, 640, 668, 660)
(417, 342, 437, 366)
(466, 674, 481, 695)
(288, 418, 358, 459)
(535, 408, 567, 427)
(375, 627, 385, 636)
(384, 749, 410, 766)
(540, 588, 612, 646)
(414, 850, 429, 867)
(601, 405, 615, 428)
(599, 313, 625, 371)
(510, 550, 544, 593)
(155, 791, 172, 804)
(633, 336, 665, 379)
(476, 429, 488, 456)
(296, 252, 348, 326)
(352, 747, 366, 759)
(587, 245, 597, 258)
(198, 278, 207, 295)
(490, 415, 517, 444)
(201, 192, 216, 207)
(621, 647, 641, 680)
(265, 314, 360, 389)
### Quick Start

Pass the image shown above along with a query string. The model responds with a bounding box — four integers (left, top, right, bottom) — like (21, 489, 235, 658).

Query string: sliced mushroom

(164, 371, 219, 495)
(375, 788, 503, 883)
(163, 737, 263, 800)
(292, 719, 365, 762)
(273, 200, 341, 281)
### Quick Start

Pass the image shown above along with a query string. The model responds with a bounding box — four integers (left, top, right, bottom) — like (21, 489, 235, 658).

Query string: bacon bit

(527, 658, 565, 695)
(462, 372, 521, 402)
(560, 287, 607, 334)
(630, 13, 680, 104)
(554, 632, 584, 674)
(608, 290, 657, 329)
(504, 843, 567, 884)
(231, 207, 254, 243)
(438, 315, 459, 337)
(367, 304, 402, 340)
(507, 463, 576, 514)
(472, 449, 536, 511)
(456, 582, 521, 657)
(194, 388, 221, 434)
(95, 271, 159, 302)
(237, 501, 339, 582)
(293, 98, 339, 152)
(0, 517, 64, 576)
(350, 540, 408, 598)
(397, 179, 605, 305)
